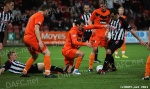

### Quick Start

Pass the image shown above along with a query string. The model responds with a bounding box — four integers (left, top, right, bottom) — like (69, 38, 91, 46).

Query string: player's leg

(63, 57, 74, 73)
(98, 40, 123, 74)
(72, 50, 84, 75)
(142, 55, 150, 80)
(88, 36, 100, 72)
(0, 43, 3, 67)
(115, 49, 120, 58)
(36, 63, 64, 74)
(121, 38, 128, 58)
(88, 47, 97, 72)
(94, 48, 100, 63)
(22, 51, 38, 76)
(42, 48, 57, 78)
(0, 32, 5, 67)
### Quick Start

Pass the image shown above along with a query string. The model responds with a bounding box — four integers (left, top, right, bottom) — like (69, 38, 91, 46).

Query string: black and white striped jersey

(109, 17, 132, 40)
(3, 60, 25, 74)
(81, 13, 91, 32)
(0, 11, 13, 32)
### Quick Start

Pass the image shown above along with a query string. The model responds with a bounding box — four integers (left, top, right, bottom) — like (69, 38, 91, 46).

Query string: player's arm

(0, 60, 11, 75)
(71, 30, 91, 47)
(35, 25, 44, 49)
(0, 68, 5, 75)
(121, 17, 146, 46)
(88, 10, 96, 25)
(84, 25, 108, 30)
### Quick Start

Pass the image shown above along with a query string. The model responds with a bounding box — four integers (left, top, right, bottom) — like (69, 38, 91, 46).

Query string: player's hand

(39, 41, 44, 50)
(86, 41, 92, 47)
(0, 68, 4, 75)
(92, 29, 96, 34)
(0, 69, 2, 75)
(8, 23, 12, 28)
(103, 25, 110, 29)
(147, 42, 150, 50)
(140, 40, 147, 46)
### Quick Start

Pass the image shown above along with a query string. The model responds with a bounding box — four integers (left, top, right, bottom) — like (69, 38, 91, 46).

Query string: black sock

(51, 66, 64, 73)
(102, 54, 111, 71)
(110, 56, 115, 68)
(94, 49, 98, 61)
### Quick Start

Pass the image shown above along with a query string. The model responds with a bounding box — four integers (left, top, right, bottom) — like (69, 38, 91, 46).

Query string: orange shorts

(90, 34, 108, 47)
(24, 37, 47, 55)
(62, 48, 77, 66)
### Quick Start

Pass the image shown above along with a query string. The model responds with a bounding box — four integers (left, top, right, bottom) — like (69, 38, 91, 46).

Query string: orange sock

(89, 54, 95, 69)
(44, 55, 51, 75)
(75, 57, 82, 69)
(23, 57, 34, 74)
(145, 55, 150, 77)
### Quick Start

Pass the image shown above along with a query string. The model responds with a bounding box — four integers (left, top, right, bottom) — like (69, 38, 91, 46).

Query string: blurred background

(0, 0, 149, 45)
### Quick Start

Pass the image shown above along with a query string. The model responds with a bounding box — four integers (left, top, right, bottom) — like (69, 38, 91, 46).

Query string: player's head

(118, 7, 124, 15)
(83, 4, 90, 14)
(74, 18, 85, 30)
(7, 51, 17, 60)
(110, 8, 118, 20)
(4, 0, 14, 11)
(39, 4, 50, 16)
(100, 0, 107, 12)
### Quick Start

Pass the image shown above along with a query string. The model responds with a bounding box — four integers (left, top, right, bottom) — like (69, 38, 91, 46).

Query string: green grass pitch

(0, 44, 150, 89)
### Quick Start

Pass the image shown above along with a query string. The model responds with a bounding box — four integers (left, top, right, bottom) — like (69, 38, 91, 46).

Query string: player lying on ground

(63, 18, 109, 75)
(142, 26, 150, 80)
(98, 8, 146, 74)
(0, 51, 64, 75)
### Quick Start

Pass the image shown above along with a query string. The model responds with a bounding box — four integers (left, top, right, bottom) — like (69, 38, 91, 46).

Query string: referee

(0, 0, 14, 66)
(81, 4, 100, 63)
(98, 9, 146, 74)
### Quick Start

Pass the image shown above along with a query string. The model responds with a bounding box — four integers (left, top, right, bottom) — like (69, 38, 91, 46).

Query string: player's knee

(106, 49, 112, 54)
(43, 49, 51, 56)
(32, 54, 38, 60)
(79, 52, 84, 57)
(92, 47, 98, 53)
(45, 50, 51, 56)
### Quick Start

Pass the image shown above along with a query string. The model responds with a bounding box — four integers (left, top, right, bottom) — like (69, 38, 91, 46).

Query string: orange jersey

(90, 8, 110, 37)
(63, 26, 86, 50)
(24, 12, 44, 40)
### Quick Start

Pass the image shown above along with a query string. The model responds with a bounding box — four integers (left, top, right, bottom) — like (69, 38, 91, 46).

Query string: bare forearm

(35, 25, 42, 42)
(148, 27, 150, 42)
(130, 29, 141, 42)
(88, 19, 93, 25)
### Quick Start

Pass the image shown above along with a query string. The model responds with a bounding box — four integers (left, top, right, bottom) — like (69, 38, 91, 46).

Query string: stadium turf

(0, 44, 150, 89)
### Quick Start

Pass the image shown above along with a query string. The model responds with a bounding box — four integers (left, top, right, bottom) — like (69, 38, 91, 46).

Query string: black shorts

(83, 31, 92, 42)
(107, 40, 124, 53)
(0, 32, 5, 43)
(28, 63, 42, 73)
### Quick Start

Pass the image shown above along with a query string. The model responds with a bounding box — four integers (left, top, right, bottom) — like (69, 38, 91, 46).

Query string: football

(96, 65, 103, 73)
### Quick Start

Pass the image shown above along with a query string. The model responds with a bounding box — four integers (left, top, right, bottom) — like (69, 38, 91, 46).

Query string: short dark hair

(7, 51, 15, 59)
(39, 4, 50, 11)
(74, 18, 85, 25)
(84, 3, 90, 7)
(110, 8, 118, 15)
(100, 0, 107, 5)
(4, 0, 13, 6)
